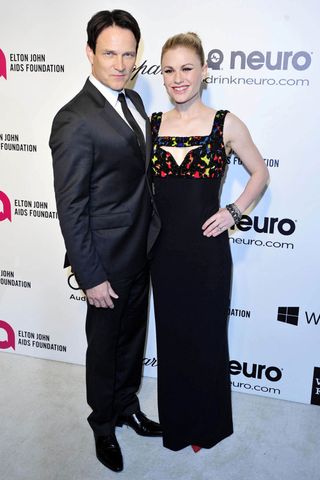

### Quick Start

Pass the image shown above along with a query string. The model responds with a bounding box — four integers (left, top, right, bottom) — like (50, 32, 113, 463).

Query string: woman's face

(161, 46, 207, 104)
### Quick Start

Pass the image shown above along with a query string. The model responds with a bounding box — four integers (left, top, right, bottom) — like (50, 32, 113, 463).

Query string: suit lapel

(101, 98, 134, 138)
(82, 80, 150, 170)
(82, 79, 137, 140)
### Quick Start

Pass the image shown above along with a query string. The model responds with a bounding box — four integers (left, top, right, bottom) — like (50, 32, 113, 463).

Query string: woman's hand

(202, 208, 235, 237)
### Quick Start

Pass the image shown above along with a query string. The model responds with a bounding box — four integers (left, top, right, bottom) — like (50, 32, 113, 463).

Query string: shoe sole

(116, 422, 163, 437)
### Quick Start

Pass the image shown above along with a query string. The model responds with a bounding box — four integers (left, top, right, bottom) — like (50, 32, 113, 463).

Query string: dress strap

(151, 112, 163, 139)
(213, 110, 230, 134)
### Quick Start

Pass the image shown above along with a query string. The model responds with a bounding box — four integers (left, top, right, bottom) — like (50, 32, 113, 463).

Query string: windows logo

(277, 307, 300, 326)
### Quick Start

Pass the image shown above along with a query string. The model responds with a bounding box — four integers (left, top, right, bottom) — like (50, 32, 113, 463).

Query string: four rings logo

(0, 191, 12, 222)
(68, 273, 80, 290)
(68, 272, 86, 302)
(207, 49, 312, 71)
(0, 49, 7, 79)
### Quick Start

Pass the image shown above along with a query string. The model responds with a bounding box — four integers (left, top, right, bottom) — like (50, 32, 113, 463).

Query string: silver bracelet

(226, 203, 242, 225)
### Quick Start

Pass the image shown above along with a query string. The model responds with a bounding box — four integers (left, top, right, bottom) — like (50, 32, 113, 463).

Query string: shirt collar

(89, 74, 125, 108)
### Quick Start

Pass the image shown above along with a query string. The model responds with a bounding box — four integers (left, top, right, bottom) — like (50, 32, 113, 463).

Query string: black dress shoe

(116, 411, 163, 437)
(94, 433, 123, 472)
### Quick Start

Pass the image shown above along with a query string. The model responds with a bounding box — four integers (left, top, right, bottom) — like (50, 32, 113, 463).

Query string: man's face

(86, 25, 137, 91)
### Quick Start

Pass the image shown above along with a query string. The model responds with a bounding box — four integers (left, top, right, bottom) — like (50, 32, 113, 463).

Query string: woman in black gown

(150, 33, 269, 452)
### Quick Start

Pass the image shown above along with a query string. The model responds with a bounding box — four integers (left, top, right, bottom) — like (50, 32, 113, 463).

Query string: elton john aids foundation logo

(0, 191, 12, 222)
(0, 49, 7, 79)
(0, 320, 15, 350)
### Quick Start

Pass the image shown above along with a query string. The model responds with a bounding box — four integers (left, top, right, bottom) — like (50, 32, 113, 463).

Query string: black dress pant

(85, 266, 149, 436)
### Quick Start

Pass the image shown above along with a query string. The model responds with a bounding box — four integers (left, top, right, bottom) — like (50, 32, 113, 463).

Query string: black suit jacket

(50, 79, 160, 290)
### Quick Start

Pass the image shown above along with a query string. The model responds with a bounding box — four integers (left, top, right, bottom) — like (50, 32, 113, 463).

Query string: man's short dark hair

(87, 10, 141, 53)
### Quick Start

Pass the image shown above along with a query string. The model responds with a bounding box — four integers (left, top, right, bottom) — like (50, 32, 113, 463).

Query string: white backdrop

(1, 0, 319, 406)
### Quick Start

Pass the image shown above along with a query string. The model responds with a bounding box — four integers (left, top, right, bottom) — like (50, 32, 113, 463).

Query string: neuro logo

(310, 367, 320, 406)
(0, 49, 7, 79)
(230, 215, 296, 236)
(0, 191, 12, 222)
(277, 307, 299, 326)
(207, 49, 312, 71)
(230, 360, 282, 382)
(207, 49, 224, 70)
(0, 320, 15, 350)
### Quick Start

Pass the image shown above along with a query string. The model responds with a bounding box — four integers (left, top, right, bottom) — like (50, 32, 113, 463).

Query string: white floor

(1, 352, 319, 480)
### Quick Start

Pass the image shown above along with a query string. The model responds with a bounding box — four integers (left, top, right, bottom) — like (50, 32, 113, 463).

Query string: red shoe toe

(191, 445, 202, 453)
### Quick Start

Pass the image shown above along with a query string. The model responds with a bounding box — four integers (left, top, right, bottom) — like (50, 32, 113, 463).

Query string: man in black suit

(49, 10, 161, 473)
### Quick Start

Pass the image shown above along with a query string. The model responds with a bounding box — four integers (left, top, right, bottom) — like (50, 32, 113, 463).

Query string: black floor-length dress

(150, 111, 233, 451)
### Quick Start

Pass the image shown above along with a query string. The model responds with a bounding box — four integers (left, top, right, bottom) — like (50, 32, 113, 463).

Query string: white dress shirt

(89, 75, 146, 139)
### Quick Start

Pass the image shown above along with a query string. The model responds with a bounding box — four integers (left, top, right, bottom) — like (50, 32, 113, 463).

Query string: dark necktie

(118, 93, 146, 157)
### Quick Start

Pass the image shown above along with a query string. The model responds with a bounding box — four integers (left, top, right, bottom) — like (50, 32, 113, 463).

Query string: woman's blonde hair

(161, 32, 205, 66)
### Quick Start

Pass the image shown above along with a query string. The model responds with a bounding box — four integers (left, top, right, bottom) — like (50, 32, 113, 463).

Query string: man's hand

(86, 281, 119, 309)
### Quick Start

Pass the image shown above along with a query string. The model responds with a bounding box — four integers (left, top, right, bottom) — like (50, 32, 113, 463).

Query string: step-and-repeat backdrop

(1, 0, 319, 406)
